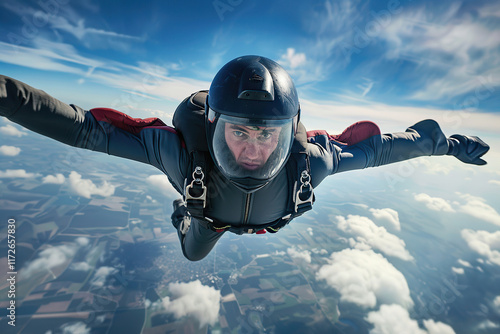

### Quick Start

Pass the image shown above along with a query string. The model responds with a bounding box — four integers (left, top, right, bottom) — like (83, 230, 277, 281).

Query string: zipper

(243, 193, 252, 224)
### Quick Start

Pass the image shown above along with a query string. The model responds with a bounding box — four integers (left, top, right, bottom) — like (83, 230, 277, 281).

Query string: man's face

(224, 123, 282, 170)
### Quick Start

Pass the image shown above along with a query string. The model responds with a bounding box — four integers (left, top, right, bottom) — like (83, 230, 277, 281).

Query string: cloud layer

(316, 248, 413, 309)
(287, 247, 312, 263)
(21, 237, 89, 278)
(0, 145, 21, 156)
(0, 169, 38, 178)
(156, 280, 221, 328)
(366, 304, 456, 334)
(335, 215, 413, 261)
(0, 124, 28, 137)
(414, 193, 455, 212)
(146, 174, 179, 198)
(68, 171, 115, 198)
(90, 266, 119, 288)
(461, 229, 500, 266)
(43, 173, 66, 184)
(369, 208, 401, 231)
(458, 194, 500, 227)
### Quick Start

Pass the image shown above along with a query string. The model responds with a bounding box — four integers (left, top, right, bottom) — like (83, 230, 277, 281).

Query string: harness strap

(184, 151, 209, 218)
(293, 152, 314, 214)
(190, 149, 315, 236)
(194, 215, 294, 235)
(175, 91, 315, 235)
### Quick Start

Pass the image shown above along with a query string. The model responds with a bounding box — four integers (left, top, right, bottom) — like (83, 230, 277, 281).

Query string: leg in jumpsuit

(171, 199, 225, 261)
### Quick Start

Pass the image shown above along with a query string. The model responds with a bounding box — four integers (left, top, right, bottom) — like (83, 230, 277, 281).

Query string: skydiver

(0, 56, 489, 261)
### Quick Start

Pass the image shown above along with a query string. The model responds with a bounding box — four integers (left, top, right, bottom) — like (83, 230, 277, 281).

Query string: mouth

(240, 161, 261, 170)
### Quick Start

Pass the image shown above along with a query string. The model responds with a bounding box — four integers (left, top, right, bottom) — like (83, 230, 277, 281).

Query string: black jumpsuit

(0, 75, 452, 261)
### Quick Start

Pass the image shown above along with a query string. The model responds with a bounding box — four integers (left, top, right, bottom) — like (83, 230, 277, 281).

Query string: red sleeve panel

(90, 108, 176, 135)
(307, 120, 381, 146)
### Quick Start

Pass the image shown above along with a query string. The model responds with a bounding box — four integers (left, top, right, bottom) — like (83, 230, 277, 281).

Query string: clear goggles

(210, 113, 295, 182)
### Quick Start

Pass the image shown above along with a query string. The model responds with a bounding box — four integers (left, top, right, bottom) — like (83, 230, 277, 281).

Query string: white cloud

(302, 0, 363, 68)
(379, 4, 500, 102)
(457, 259, 472, 268)
(477, 320, 500, 330)
(0, 169, 37, 178)
(458, 194, 500, 227)
(306, 227, 314, 236)
(91, 266, 118, 288)
(423, 319, 456, 334)
(0, 42, 85, 75)
(20, 238, 89, 278)
(60, 322, 91, 334)
(311, 248, 328, 255)
(287, 247, 312, 263)
(369, 208, 401, 231)
(451, 267, 464, 275)
(359, 79, 374, 97)
(146, 174, 179, 198)
(408, 157, 453, 175)
(316, 249, 413, 309)
(366, 304, 456, 334)
(0, 124, 28, 137)
(43, 173, 66, 184)
(276, 46, 325, 84)
(295, 1, 500, 113)
(70, 262, 91, 272)
(0, 145, 21, 156)
(493, 296, 500, 313)
(68, 171, 115, 198)
(91, 68, 209, 103)
(478, 2, 500, 18)
(414, 193, 455, 212)
(461, 229, 500, 266)
(298, 2, 500, 116)
(0, 39, 209, 103)
(335, 215, 413, 261)
(280, 48, 307, 69)
(2, 1, 142, 52)
(489, 180, 500, 187)
(157, 280, 221, 328)
(49, 16, 142, 43)
(299, 97, 500, 135)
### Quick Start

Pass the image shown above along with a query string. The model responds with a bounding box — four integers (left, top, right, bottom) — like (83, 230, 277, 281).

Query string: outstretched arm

(334, 119, 489, 173)
(0, 75, 188, 187)
(307, 119, 489, 183)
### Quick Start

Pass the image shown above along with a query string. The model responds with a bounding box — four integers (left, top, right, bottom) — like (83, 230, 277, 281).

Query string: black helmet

(206, 55, 300, 193)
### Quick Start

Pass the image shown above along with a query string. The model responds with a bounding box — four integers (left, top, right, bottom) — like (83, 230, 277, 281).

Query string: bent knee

(182, 248, 210, 262)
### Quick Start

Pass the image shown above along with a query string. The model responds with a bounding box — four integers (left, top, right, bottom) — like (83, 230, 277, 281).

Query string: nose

(242, 141, 259, 160)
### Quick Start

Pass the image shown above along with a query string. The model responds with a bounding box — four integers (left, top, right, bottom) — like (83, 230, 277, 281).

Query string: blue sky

(0, 0, 499, 136)
(2, 2, 500, 332)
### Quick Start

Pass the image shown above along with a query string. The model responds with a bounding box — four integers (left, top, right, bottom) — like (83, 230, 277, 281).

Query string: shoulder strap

(172, 97, 315, 233)
(266, 122, 315, 233)
(172, 91, 211, 217)
(173, 90, 209, 153)
(291, 122, 314, 214)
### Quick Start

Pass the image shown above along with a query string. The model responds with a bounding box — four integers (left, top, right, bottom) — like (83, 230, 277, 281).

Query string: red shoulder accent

(331, 121, 381, 145)
(90, 108, 176, 135)
(307, 130, 329, 138)
(308, 121, 381, 146)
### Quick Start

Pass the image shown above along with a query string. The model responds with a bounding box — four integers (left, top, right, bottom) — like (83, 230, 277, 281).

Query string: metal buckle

(185, 166, 207, 208)
(294, 170, 314, 213)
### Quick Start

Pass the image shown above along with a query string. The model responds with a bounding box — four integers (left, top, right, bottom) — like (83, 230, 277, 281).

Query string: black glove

(447, 134, 490, 165)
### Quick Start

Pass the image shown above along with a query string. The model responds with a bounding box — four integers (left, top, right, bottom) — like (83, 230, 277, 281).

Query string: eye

(233, 131, 247, 139)
(259, 131, 272, 140)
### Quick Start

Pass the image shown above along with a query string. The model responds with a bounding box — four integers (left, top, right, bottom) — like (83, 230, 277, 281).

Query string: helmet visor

(211, 113, 294, 182)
